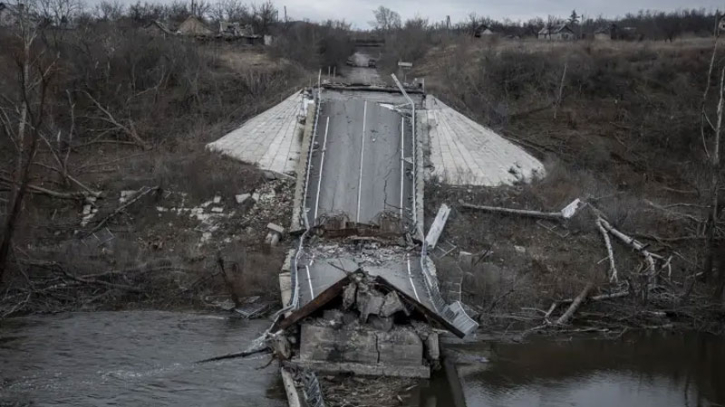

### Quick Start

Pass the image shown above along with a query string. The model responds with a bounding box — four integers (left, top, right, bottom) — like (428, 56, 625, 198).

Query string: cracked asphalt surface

(305, 92, 413, 226)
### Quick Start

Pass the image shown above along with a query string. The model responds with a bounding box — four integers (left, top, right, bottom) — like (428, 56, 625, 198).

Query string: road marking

(313, 116, 330, 221)
(356, 100, 367, 223)
(400, 117, 405, 218)
(306, 263, 314, 299)
(406, 254, 420, 302)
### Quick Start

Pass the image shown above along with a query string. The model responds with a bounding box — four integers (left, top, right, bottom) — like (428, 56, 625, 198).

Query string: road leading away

(305, 93, 413, 226)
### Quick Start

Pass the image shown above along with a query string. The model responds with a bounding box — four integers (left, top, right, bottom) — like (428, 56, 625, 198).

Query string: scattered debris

(266, 223, 285, 245)
(425, 203, 451, 249)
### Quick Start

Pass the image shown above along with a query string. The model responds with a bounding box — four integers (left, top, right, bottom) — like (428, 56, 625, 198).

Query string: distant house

(143, 20, 172, 37)
(474, 23, 494, 37)
(538, 24, 576, 40)
(594, 25, 612, 41)
(177, 15, 212, 36)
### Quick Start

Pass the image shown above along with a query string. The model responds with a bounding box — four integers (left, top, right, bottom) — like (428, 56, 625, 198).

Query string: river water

(1, 312, 722, 407)
(0, 312, 286, 406)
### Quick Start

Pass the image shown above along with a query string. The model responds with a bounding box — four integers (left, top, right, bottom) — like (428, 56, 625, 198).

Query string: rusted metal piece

(274, 273, 354, 332)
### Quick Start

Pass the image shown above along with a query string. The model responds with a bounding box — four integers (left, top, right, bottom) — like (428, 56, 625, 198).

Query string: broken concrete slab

(235, 193, 251, 204)
(426, 332, 440, 367)
(425, 203, 451, 249)
(300, 324, 379, 365)
(342, 283, 357, 310)
(265, 222, 285, 246)
(357, 287, 384, 323)
(380, 291, 408, 317)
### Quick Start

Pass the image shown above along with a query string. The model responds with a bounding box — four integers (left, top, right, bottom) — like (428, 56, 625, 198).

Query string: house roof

(539, 24, 574, 35)
(144, 19, 172, 34)
(177, 15, 212, 35)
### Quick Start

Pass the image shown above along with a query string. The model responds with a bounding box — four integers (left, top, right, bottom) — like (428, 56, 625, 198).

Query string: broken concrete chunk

(380, 291, 408, 317)
(323, 309, 344, 327)
(265, 232, 280, 246)
(357, 287, 385, 323)
(342, 283, 357, 310)
(211, 207, 224, 213)
(425, 332, 440, 367)
(458, 251, 473, 268)
(213, 196, 221, 204)
(235, 193, 251, 204)
(271, 335, 292, 360)
(265, 223, 285, 246)
(368, 315, 394, 332)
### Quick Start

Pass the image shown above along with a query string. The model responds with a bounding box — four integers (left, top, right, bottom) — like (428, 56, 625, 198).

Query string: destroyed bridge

(207, 56, 546, 403)
(272, 80, 478, 380)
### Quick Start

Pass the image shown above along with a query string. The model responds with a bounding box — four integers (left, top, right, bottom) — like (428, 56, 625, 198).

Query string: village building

(594, 25, 612, 41)
(143, 20, 172, 37)
(474, 23, 494, 37)
(176, 15, 212, 36)
(538, 24, 576, 40)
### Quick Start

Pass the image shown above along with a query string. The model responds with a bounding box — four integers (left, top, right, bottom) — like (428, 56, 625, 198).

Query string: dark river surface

(0, 312, 723, 407)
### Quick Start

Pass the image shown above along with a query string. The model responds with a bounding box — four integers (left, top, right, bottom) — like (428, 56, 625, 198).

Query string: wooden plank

(274, 273, 352, 331)
(425, 203, 451, 249)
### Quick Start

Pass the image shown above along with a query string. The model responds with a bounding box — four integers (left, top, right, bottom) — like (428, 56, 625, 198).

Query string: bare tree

(0, 2, 56, 282)
(211, 0, 247, 22)
(251, 0, 277, 34)
(93, 0, 124, 21)
(35, 0, 84, 27)
(370, 5, 401, 31)
(701, 17, 725, 299)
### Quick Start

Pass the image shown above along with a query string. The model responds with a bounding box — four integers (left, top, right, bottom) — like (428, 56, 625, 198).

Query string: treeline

(2, 0, 353, 36)
(369, 6, 721, 41)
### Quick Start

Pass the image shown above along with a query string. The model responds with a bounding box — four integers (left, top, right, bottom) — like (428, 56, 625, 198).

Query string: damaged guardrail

(420, 241, 479, 336)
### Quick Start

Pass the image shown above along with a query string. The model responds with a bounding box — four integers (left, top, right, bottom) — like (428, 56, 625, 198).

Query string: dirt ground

(415, 38, 725, 334)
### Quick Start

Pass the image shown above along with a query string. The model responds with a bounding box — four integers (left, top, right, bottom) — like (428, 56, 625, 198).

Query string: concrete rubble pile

(281, 271, 441, 379)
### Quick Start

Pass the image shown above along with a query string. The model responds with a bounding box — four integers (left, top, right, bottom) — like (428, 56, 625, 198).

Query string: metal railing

(287, 73, 323, 310)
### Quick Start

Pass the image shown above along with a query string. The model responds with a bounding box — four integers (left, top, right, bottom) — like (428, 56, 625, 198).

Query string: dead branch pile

(459, 198, 724, 334)
(0, 258, 198, 317)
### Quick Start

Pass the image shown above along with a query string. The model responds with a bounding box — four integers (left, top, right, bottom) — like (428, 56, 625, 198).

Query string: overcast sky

(112, 0, 725, 28)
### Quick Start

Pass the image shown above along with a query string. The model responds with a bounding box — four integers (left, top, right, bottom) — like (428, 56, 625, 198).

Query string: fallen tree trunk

(556, 281, 594, 325)
(459, 201, 564, 220)
(596, 217, 619, 282)
(598, 218, 659, 275)
(87, 186, 158, 235)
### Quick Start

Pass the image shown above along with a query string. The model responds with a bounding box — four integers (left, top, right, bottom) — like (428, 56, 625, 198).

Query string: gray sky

(111, 0, 724, 28)
(278, 0, 724, 28)
(273, 0, 725, 28)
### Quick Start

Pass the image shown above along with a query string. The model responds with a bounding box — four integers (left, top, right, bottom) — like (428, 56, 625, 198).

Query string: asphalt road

(305, 92, 413, 227)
